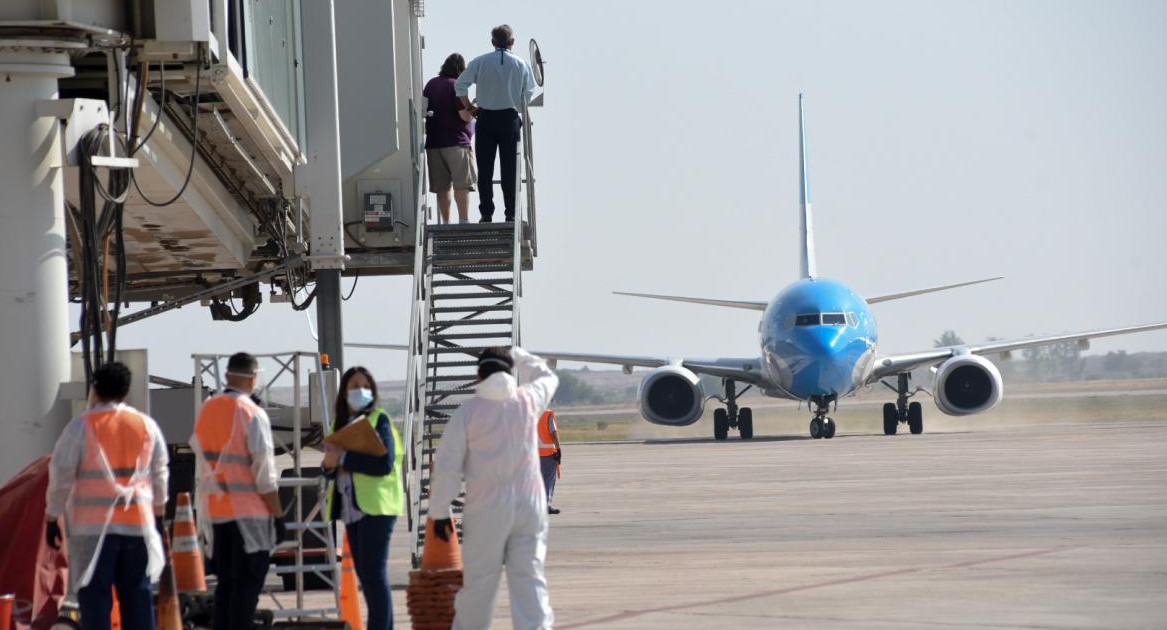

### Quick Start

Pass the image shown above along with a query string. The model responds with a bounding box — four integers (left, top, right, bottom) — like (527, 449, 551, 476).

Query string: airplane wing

(613, 292, 768, 311)
(868, 321, 1167, 381)
(865, 276, 1003, 304)
(535, 350, 768, 385)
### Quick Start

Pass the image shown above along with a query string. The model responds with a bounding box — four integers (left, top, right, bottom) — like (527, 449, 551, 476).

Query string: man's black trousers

(211, 522, 272, 630)
(475, 108, 521, 222)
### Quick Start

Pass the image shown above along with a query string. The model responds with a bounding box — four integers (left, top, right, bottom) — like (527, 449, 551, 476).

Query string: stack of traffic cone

(406, 517, 463, 630)
(339, 538, 364, 630)
(171, 493, 207, 593)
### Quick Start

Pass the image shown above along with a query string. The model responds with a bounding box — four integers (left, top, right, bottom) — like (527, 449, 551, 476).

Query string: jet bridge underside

(61, 55, 304, 302)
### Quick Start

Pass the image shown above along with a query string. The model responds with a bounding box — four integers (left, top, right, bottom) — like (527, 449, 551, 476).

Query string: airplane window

(783, 315, 796, 329)
(795, 314, 820, 326)
(822, 313, 847, 326)
(846, 312, 858, 327)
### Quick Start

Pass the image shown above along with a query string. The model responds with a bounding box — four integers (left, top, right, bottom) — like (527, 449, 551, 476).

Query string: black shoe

(479, 217, 493, 223)
(548, 507, 561, 515)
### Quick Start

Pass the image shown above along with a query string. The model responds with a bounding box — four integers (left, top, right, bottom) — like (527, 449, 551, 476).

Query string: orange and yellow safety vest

(537, 410, 558, 457)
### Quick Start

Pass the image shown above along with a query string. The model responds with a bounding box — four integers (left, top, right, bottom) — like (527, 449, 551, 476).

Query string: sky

(115, 0, 1167, 384)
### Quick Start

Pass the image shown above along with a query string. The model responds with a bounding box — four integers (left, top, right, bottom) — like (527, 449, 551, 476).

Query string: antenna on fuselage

(798, 93, 817, 280)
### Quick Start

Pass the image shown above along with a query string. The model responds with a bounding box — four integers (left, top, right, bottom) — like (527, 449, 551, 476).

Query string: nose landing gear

(713, 379, 754, 440)
(808, 396, 837, 439)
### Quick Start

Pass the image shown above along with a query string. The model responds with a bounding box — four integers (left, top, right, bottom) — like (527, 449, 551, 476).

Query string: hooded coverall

(430, 347, 559, 630)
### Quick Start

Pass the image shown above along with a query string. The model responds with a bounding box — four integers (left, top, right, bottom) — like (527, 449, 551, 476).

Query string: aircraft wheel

(882, 403, 897, 435)
(908, 401, 924, 434)
(714, 408, 729, 440)
(738, 407, 754, 439)
(809, 417, 825, 439)
(823, 418, 836, 439)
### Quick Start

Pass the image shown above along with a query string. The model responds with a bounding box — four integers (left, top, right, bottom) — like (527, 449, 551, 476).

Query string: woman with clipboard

(322, 366, 404, 630)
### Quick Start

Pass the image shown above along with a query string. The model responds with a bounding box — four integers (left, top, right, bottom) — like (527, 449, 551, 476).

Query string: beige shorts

(427, 146, 477, 193)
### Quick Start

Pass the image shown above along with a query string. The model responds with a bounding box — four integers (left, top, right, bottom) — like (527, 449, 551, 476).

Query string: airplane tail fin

(798, 93, 817, 279)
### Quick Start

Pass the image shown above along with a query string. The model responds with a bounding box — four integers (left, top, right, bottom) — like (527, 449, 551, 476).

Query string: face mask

(347, 388, 374, 411)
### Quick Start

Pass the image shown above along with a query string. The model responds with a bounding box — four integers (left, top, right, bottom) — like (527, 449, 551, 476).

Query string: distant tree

(553, 370, 601, 406)
(1024, 341, 1082, 382)
(1103, 350, 1133, 376)
(934, 330, 965, 348)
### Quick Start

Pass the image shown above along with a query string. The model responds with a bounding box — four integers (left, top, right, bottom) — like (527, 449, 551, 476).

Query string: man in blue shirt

(455, 25, 538, 223)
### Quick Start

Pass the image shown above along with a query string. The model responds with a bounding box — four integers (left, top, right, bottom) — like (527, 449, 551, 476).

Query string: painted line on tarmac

(557, 545, 1076, 629)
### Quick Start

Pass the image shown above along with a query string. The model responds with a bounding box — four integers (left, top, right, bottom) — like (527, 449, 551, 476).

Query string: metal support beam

(315, 269, 345, 371)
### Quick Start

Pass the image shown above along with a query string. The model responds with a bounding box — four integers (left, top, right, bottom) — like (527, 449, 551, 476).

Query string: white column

(0, 49, 75, 482)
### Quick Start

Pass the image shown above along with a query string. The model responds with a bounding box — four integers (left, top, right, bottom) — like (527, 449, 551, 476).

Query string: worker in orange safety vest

(537, 409, 563, 515)
(45, 361, 170, 630)
(190, 352, 285, 630)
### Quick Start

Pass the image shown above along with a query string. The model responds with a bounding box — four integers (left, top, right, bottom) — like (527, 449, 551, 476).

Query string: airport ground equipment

(0, 1, 432, 483)
(399, 95, 541, 567)
(193, 351, 341, 623)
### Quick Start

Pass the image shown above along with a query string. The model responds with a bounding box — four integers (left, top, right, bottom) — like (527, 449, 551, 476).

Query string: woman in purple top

(423, 54, 477, 224)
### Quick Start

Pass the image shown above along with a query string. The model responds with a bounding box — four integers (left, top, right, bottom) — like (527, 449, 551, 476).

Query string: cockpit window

(822, 313, 847, 326)
(795, 313, 820, 326)
(846, 312, 858, 327)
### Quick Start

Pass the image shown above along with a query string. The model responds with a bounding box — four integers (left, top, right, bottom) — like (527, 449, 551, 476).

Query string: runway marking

(557, 545, 1076, 629)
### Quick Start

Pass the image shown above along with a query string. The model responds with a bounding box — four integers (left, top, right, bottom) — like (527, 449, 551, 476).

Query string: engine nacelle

(933, 354, 1004, 416)
(638, 366, 705, 426)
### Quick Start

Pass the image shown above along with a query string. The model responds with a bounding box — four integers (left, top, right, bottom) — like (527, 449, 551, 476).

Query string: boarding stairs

(402, 106, 538, 568)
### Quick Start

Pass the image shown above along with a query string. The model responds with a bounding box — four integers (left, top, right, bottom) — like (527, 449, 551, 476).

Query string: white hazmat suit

(430, 347, 559, 630)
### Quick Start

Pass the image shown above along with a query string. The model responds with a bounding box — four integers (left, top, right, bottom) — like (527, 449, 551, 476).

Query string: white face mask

(347, 387, 374, 411)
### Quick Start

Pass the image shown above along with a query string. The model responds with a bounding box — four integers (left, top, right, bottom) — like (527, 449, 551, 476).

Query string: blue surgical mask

(347, 388, 374, 411)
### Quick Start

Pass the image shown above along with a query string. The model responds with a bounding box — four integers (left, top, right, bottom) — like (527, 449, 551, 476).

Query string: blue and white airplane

(538, 95, 1167, 440)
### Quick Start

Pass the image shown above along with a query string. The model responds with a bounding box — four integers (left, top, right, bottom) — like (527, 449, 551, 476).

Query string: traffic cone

(339, 538, 364, 630)
(407, 517, 464, 630)
(156, 525, 183, 630)
(171, 493, 207, 593)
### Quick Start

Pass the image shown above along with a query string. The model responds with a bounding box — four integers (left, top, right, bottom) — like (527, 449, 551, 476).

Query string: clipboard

(324, 415, 387, 456)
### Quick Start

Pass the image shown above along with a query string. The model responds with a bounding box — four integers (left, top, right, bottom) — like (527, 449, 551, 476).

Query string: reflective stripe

(73, 496, 148, 506)
(171, 536, 199, 553)
(202, 452, 251, 465)
(538, 441, 556, 450)
(78, 467, 142, 479)
(221, 483, 259, 493)
(175, 504, 194, 521)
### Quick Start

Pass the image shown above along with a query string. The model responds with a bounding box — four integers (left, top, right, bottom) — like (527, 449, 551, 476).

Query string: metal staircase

(402, 105, 538, 568)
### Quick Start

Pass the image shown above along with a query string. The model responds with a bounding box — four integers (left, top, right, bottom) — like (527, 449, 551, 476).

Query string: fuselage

(760, 278, 878, 401)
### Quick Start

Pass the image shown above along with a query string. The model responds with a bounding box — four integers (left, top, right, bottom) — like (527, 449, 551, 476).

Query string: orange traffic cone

(171, 493, 207, 593)
(156, 526, 183, 630)
(407, 517, 464, 630)
(339, 538, 364, 630)
(420, 517, 462, 570)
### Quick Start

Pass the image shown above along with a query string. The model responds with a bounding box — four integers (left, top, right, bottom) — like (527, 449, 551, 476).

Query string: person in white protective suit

(429, 346, 559, 630)
(45, 361, 169, 630)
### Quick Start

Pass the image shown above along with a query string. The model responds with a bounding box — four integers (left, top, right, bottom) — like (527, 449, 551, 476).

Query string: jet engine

(933, 354, 1003, 416)
(638, 366, 705, 426)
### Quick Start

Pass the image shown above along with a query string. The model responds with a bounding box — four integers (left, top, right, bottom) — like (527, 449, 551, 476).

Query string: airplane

(351, 95, 1167, 441)
(528, 94, 1167, 440)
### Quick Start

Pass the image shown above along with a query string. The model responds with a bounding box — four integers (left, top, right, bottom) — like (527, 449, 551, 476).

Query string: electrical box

(363, 191, 394, 232)
(153, 0, 212, 42)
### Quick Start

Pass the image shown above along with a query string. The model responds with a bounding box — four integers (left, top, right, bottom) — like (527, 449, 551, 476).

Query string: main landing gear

(713, 379, 754, 440)
(807, 396, 837, 439)
(882, 372, 924, 435)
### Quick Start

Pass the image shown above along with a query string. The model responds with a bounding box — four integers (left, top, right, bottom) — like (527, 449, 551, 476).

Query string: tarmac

(368, 420, 1167, 628)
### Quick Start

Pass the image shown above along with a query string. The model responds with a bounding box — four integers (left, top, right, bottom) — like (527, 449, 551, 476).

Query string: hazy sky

(117, 0, 1167, 384)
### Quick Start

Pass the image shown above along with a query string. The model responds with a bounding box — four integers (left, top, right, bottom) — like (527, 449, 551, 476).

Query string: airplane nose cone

(800, 327, 843, 358)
